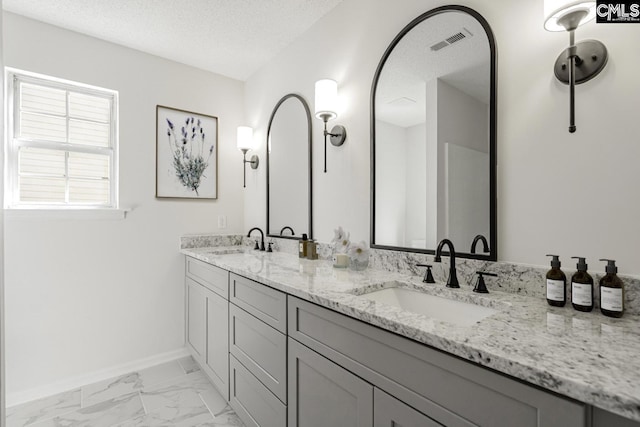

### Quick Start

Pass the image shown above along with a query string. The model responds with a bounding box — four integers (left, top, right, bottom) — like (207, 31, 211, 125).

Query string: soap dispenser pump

(299, 234, 309, 258)
(599, 259, 624, 318)
(570, 257, 594, 312)
(546, 254, 566, 307)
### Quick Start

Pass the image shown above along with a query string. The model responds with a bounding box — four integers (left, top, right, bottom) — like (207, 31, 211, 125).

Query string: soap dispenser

(546, 254, 566, 307)
(570, 257, 593, 312)
(307, 239, 318, 260)
(599, 259, 624, 318)
(299, 234, 309, 258)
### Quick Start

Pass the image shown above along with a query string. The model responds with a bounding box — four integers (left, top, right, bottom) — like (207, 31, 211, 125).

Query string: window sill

(4, 208, 130, 221)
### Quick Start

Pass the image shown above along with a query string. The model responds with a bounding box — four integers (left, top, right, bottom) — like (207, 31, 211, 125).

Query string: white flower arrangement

(331, 226, 351, 254)
(331, 226, 370, 270)
(348, 240, 370, 264)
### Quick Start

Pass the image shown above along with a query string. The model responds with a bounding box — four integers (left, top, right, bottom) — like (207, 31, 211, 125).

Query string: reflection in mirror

(267, 94, 312, 239)
(371, 6, 496, 260)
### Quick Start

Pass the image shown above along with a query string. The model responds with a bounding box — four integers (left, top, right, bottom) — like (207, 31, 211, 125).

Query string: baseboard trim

(6, 347, 190, 408)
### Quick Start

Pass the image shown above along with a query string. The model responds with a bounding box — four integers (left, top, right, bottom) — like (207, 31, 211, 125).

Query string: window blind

(7, 70, 118, 208)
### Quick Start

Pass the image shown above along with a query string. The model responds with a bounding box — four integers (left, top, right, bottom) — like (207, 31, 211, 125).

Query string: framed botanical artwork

(156, 105, 218, 199)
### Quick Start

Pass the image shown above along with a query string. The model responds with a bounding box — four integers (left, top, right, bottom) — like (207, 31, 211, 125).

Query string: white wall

(4, 12, 245, 401)
(374, 120, 406, 246)
(245, 0, 640, 276)
(405, 123, 426, 247)
(0, 1, 5, 423)
(437, 79, 488, 154)
(437, 79, 489, 247)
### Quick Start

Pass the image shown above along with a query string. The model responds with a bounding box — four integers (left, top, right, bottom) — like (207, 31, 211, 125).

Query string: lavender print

(165, 116, 214, 195)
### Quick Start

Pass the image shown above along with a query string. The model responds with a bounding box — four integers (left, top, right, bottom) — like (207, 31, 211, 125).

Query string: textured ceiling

(3, 0, 343, 81)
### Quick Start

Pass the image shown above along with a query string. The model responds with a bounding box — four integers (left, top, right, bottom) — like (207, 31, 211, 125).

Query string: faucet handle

(267, 242, 273, 252)
(253, 240, 260, 250)
(474, 271, 497, 293)
(416, 264, 435, 284)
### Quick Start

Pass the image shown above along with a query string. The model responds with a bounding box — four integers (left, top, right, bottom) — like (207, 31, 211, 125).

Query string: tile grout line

(138, 390, 148, 415)
(198, 391, 215, 418)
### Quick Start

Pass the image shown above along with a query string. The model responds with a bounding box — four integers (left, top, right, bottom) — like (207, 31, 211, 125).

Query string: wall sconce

(314, 79, 346, 173)
(544, 0, 608, 133)
(237, 126, 258, 188)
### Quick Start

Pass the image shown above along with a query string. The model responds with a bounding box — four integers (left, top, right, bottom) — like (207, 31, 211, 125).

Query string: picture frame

(156, 105, 218, 199)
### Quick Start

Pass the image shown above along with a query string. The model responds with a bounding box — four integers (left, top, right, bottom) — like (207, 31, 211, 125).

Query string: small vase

(333, 253, 349, 268)
(350, 257, 369, 271)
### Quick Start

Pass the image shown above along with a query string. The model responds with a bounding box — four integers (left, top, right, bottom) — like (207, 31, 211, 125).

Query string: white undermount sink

(360, 287, 498, 327)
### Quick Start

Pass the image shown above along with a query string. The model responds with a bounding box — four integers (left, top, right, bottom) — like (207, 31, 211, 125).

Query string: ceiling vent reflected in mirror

(430, 27, 473, 51)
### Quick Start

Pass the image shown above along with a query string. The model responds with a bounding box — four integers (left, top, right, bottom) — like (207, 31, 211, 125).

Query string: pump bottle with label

(570, 257, 594, 312)
(299, 234, 309, 258)
(599, 259, 624, 318)
(546, 254, 566, 307)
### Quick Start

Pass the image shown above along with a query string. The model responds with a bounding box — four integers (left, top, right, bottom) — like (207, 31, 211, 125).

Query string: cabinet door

(374, 388, 442, 427)
(206, 288, 229, 401)
(288, 338, 373, 427)
(186, 277, 206, 360)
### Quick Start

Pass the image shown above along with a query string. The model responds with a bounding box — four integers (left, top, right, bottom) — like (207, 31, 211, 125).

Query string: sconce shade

(315, 79, 338, 121)
(544, 0, 596, 31)
(237, 126, 254, 151)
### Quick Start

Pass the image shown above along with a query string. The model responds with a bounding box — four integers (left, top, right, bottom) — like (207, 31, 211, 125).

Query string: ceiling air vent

(430, 41, 449, 51)
(446, 32, 466, 44)
(430, 27, 473, 52)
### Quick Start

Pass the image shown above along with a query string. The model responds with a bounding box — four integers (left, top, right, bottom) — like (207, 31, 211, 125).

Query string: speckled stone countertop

(181, 246, 640, 421)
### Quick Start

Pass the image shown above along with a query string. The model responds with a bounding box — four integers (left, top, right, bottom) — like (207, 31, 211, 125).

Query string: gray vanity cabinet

(288, 337, 373, 427)
(374, 389, 442, 427)
(288, 296, 587, 427)
(185, 257, 230, 401)
(593, 407, 640, 427)
(228, 273, 287, 427)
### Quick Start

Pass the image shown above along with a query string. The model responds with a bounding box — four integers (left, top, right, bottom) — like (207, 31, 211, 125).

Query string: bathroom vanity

(181, 247, 640, 427)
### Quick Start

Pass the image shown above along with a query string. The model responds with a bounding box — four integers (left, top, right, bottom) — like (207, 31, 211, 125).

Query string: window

(5, 69, 118, 209)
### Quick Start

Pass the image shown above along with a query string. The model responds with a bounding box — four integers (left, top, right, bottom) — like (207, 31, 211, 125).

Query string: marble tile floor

(6, 356, 245, 427)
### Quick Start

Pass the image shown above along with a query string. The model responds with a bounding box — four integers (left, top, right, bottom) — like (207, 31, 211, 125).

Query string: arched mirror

(267, 94, 312, 239)
(371, 5, 497, 260)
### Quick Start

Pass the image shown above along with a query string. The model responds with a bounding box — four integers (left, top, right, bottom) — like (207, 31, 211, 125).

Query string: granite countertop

(181, 246, 640, 421)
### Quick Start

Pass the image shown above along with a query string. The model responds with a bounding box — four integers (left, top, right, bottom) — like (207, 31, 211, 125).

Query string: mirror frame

(370, 5, 497, 261)
(266, 93, 313, 239)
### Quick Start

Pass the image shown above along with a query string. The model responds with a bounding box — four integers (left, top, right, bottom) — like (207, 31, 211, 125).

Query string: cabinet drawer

(374, 388, 442, 427)
(288, 296, 586, 427)
(230, 354, 287, 427)
(230, 273, 286, 333)
(186, 257, 229, 298)
(230, 303, 287, 403)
